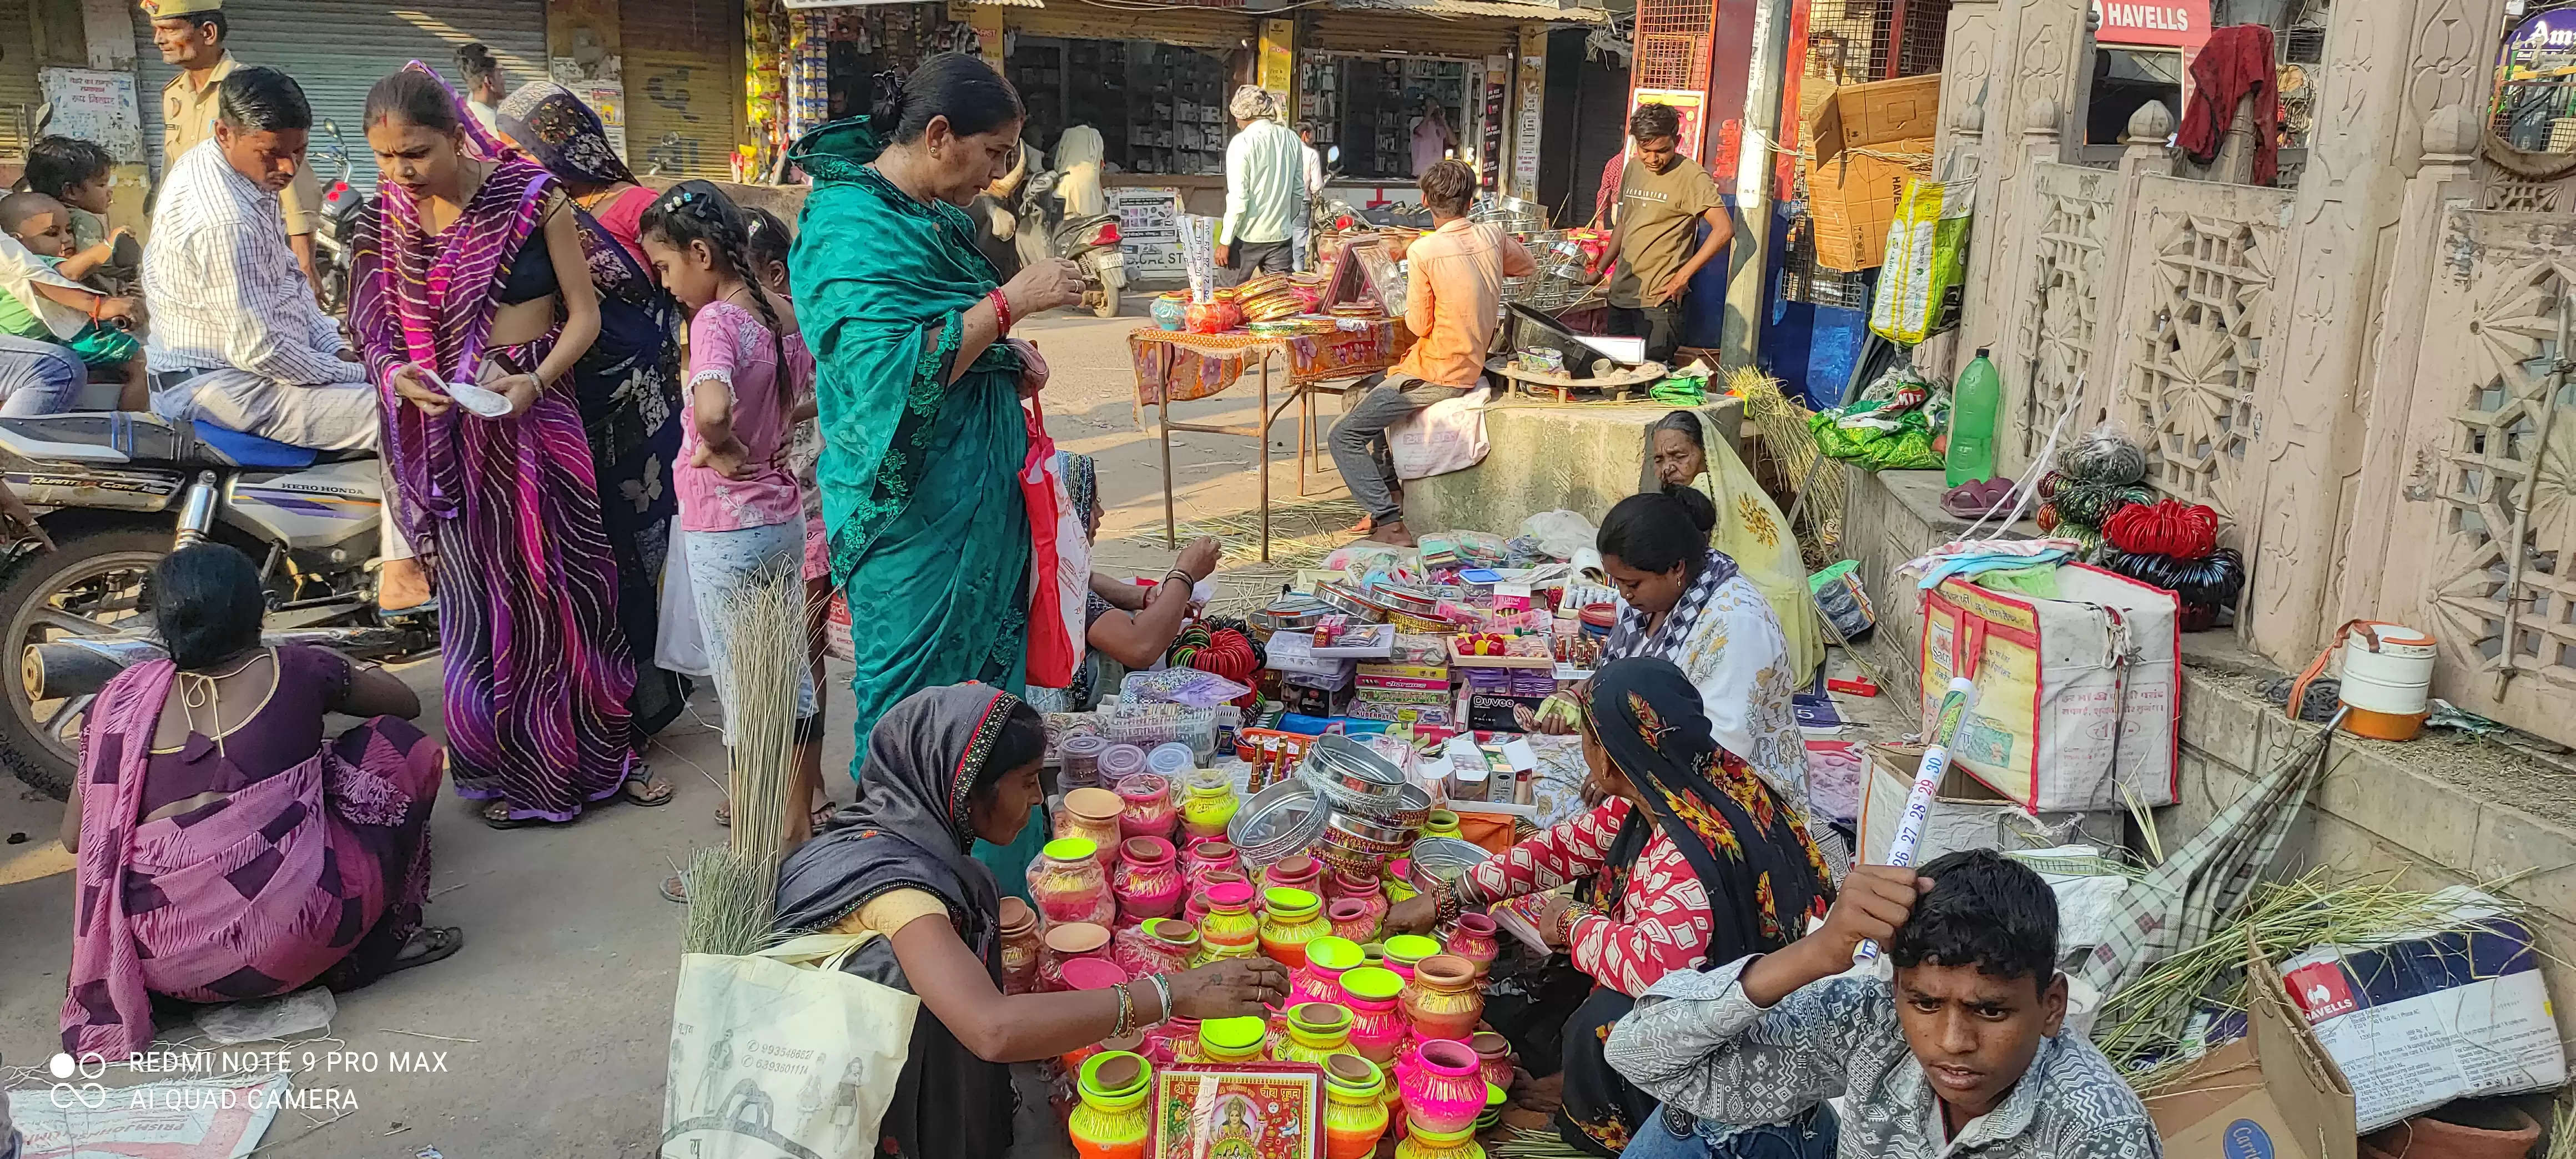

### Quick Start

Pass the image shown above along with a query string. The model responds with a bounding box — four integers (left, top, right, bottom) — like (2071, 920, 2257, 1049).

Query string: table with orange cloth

(1127, 320, 1409, 559)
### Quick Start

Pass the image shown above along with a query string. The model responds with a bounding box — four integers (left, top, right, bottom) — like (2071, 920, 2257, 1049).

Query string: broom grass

(682, 564, 807, 957)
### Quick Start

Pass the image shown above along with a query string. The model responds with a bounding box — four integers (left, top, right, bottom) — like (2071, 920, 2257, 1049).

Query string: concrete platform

(1403, 396, 1747, 532)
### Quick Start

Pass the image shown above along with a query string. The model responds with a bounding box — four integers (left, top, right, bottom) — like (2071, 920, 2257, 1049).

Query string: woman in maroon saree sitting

(59, 545, 457, 1059)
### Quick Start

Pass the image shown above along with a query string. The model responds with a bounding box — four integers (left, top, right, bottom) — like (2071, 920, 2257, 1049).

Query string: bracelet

(1144, 974, 1173, 1025)
(1110, 982, 1134, 1039)
(988, 288, 1015, 334)
(1428, 876, 1466, 927)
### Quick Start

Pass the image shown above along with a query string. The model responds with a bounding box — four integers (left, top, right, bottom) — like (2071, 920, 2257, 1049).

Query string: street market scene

(6, 0, 2576, 1156)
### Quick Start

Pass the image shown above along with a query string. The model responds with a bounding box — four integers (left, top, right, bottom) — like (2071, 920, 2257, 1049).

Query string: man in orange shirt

(1328, 159, 1534, 547)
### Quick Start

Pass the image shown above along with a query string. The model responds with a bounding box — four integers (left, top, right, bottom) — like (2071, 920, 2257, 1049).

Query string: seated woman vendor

(1384, 657, 1833, 1156)
(774, 683, 1289, 1158)
(59, 545, 456, 1059)
(1028, 450, 1225, 713)
(1646, 410, 1821, 681)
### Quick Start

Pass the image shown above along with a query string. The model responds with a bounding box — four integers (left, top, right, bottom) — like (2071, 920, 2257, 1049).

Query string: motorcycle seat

(0, 412, 372, 468)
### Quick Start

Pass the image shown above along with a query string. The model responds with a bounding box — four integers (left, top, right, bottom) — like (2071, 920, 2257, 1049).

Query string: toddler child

(23, 136, 135, 292)
(0, 191, 144, 411)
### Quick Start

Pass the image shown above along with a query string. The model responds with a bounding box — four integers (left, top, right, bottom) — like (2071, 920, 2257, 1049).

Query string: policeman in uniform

(144, 0, 324, 295)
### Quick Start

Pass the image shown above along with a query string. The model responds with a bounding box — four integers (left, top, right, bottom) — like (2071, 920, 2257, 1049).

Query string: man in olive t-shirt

(1598, 102, 1733, 363)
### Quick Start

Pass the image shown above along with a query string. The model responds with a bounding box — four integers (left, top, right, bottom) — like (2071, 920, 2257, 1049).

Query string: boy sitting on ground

(0, 192, 147, 411)
(1603, 849, 2161, 1159)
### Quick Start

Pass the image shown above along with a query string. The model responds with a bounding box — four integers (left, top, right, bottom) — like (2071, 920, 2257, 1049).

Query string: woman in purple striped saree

(60, 546, 456, 1061)
(349, 65, 651, 827)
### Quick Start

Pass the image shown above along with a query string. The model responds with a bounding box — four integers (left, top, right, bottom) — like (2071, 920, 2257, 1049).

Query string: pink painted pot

(1445, 913, 1500, 979)
(1112, 837, 1185, 920)
(1329, 898, 1378, 944)
(1396, 1039, 1486, 1135)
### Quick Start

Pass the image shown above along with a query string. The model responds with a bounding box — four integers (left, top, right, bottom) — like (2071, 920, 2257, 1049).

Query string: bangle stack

(1110, 982, 1136, 1039)
(988, 289, 1016, 334)
(1143, 973, 1173, 1024)
(1426, 875, 1467, 927)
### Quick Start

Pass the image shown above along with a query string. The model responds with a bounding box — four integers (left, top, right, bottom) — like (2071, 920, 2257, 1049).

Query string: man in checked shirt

(139, 68, 428, 610)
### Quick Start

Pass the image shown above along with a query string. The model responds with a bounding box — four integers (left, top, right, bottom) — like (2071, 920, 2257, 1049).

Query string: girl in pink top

(639, 181, 821, 802)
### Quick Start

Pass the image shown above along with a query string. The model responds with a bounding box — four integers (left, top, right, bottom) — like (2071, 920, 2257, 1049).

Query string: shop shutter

(132, 0, 546, 189)
(0, 0, 42, 159)
(623, 0, 744, 182)
(1007, 7, 1257, 52)
(1304, 12, 1519, 59)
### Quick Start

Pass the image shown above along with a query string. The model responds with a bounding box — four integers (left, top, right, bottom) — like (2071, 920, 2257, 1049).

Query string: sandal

(715, 800, 731, 827)
(661, 873, 689, 904)
(481, 801, 572, 830)
(809, 801, 838, 829)
(621, 767, 675, 808)
(388, 926, 464, 974)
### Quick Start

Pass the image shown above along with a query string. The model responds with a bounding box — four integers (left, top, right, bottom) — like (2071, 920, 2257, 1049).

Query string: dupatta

(346, 62, 555, 553)
(785, 117, 1023, 587)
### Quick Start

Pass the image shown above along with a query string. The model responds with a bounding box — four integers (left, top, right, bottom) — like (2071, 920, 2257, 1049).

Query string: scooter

(0, 413, 435, 799)
(1014, 153, 1126, 319)
(310, 119, 373, 316)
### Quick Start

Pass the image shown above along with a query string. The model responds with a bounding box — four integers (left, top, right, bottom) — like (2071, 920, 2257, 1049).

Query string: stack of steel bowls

(1406, 837, 1491, 887)
(1230, 779, 1328, 869)
(1315, 582, 1392, 623)
(1248, 594, 1332, 641)
(1303, 735, 1429, 876)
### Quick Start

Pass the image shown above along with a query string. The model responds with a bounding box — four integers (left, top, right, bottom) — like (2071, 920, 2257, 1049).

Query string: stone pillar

(1943, 0, 2089, 374)
(2245, 0, 2505, 666)
(2080, 101, 2177, 427)
(2338, 103, 2483, 623)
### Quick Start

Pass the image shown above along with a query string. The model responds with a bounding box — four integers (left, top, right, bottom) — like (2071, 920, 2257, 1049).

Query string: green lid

(1264, 886, 1320, 914)
(1383, 934, 1441, 962)
(1338, 965, 1404, 1002)
(1304, 936, 1364, 971)
(1201, 1016, 1267, 1052)
(1810, 558, 1860, 591)
(1044, 837, 1098, 861)
(1486, 1081, 1507, 1106)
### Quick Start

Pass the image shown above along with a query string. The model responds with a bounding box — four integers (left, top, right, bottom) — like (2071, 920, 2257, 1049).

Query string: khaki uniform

(162, 53, 319, 236)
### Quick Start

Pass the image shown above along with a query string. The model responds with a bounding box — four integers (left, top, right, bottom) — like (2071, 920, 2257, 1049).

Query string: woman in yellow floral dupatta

(1645, 409, 1823, 683)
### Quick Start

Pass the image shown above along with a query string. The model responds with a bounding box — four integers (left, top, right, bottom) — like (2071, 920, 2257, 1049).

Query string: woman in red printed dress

(1387, 656, 1834, 1156)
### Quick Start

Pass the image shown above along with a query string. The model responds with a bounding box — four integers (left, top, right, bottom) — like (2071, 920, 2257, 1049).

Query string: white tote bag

(656, 531, 712, 679)
(1388, 386, 1494, 480)
(661, 933, 920, 1158)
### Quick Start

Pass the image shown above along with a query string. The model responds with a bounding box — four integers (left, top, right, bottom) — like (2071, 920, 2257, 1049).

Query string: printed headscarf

(1578, 656, 1832, 953)
(496, 80, 640, 189)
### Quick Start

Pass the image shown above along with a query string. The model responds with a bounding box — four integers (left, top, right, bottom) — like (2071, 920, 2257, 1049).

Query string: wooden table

(1128, 322, 1404, 560)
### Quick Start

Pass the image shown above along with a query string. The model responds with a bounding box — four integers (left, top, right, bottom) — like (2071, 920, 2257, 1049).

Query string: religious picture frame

(1149, 1061, 1326, 1159)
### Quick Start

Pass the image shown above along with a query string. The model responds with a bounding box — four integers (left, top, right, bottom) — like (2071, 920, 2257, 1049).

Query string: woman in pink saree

(59, 546, 456, 1060)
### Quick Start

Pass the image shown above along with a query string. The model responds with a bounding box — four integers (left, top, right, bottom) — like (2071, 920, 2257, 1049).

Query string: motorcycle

(310, 119, 374, 316)
(0, 413, 435, 799)
(1013, 152, 1126, 319)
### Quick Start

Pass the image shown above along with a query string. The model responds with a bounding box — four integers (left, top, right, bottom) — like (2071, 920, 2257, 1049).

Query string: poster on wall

(551, 59, 627, 157)
(1512, 42, 1544, 200)
(1479, 57, 1508, 189)
(38, 69, 143, 164)
(1631, 88, 1705, 160)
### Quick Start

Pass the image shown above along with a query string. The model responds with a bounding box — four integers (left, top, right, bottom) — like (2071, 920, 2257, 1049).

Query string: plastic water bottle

(1946, 348, 2002, 487)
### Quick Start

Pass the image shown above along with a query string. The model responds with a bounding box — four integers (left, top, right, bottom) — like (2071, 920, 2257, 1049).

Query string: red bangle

(988, 289, 1014, 334)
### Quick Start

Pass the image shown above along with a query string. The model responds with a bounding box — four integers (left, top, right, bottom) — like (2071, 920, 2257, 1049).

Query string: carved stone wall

(2001, 161, 2113, 480)
(2111, 177, 2294, 531)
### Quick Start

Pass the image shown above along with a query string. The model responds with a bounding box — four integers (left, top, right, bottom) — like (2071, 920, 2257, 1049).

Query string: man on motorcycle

(139, 67, 430, 611)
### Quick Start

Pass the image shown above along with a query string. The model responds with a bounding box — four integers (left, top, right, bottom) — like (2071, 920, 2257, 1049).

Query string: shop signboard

(1110, 186, 1190, 279)
(2087, 0, 2210, 48)
(38, 69, 144, 164)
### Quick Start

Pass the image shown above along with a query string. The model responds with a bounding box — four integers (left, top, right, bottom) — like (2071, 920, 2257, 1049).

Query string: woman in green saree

(788, 53, 1085, 896)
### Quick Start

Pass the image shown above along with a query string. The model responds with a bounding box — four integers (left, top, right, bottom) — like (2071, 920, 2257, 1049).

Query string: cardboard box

(1805, 73, 1941, 271)
(1855, 744, 2119, 865)
(2150, 944, 2357, 1159)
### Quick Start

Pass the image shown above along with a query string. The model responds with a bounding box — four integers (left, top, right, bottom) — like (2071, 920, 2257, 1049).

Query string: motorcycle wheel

(0, 527, 169, 800)
(1093, 286, 1121, 319)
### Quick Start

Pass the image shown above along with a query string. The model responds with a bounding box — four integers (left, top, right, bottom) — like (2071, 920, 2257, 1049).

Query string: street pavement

(0, 309, 1356, 1156)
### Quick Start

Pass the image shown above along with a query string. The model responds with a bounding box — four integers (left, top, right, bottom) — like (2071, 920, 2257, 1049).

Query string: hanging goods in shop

(1869, 177, 1974, 344)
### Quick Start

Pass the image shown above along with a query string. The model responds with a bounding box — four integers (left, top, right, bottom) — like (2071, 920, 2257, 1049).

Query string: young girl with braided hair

(640, 180, 822, 829)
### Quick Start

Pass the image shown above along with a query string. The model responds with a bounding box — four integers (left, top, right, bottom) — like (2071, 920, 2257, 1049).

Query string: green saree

(788, 118, 1041, 893)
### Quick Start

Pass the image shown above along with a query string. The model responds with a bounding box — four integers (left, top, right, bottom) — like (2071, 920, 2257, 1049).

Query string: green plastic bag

(1871, 177, 1974, 345)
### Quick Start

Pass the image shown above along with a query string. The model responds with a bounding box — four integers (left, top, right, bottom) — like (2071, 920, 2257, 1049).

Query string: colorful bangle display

(988, 288, 1015, 334)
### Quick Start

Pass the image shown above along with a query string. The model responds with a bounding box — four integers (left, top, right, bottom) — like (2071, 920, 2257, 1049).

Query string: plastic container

(1070, 1051, 1154, 1159)
(2339, 622, 2437, 740)
(1029, 838, 1115, 925)
(1099, 743, 1150, 784)
(1198, 1015, 1269, 1064)
(1060, 733, 1109, 790)
(1145, 742, 1195, 780)
(1337, 965, 1408, 1064)
(1946, 348, 2001, 487)
(1259, 886, 1330, 969)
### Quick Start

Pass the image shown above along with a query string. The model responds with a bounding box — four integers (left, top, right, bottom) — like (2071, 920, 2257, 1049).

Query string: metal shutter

(1305, 12, 1517, 58)
(1007, 7, 1258, 51)
(133, 0, 547, 188)
(0, 0, 41, 159)
(622, 0, 744, 182)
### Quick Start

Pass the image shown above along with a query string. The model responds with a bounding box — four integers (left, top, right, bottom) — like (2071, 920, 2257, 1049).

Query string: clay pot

(1322, 1054, 1392, 1159)
(1113, 836, 1185, 920)
(1396, 1039, 1487, 1134)
(1329, 898, 1379, 944)
(1266, 854, 1325, 896)
(998, 896, 1041, 994)
(2364, 1102, 2541, 1159)
(1070, 1051, 1154, 1159)
(1399, 954, 1483, 1042)
(1469, 1032, 1514, 1091)
(1445, 913, 1500, 979)
(1041, 923, 1112, 992)
(1338, 965, 1409, 1065)
(1060, 788, 1126, 866)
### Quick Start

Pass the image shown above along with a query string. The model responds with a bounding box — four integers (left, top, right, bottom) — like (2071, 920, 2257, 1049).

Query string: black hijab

(1579, 656, 1832, 957)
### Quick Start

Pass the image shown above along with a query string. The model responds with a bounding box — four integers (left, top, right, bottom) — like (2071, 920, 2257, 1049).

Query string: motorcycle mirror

(1327, 145, 1342, 164)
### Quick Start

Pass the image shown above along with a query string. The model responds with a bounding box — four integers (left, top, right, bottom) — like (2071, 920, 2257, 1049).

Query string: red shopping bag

(1020, 396, 1088, 688)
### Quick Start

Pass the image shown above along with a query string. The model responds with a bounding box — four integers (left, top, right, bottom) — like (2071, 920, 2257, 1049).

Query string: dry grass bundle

(682, 564, 807, 956)
(1733, 367, 1847, 570)
(2097, 868, 2532, 1090)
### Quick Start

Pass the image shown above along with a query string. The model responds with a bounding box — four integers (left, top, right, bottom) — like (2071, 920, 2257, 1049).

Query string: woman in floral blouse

(1388, 657, 1834, 1156)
